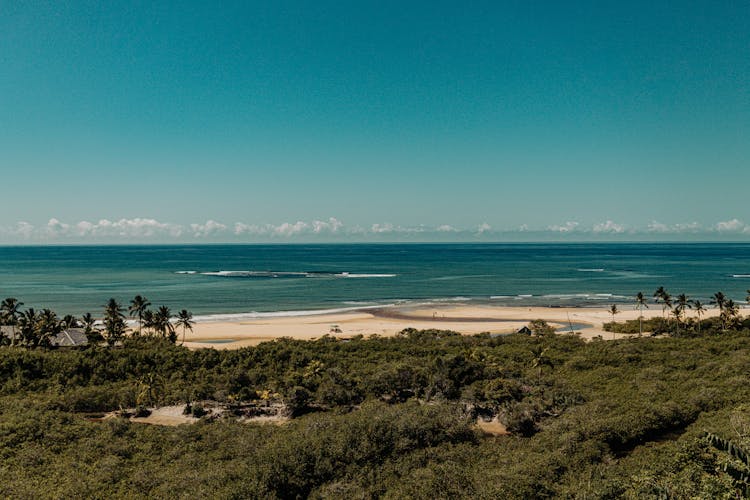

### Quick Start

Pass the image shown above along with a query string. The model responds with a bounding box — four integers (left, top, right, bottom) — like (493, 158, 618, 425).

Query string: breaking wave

(186, 270, 396, 279)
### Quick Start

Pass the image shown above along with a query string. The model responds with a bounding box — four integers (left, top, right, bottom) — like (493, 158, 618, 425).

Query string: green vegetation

(0, 328, 747, 496)
(1, 292, 750, 497)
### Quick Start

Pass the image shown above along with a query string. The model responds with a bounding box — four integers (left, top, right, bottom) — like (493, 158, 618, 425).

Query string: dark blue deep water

(0, 244, 748, 318)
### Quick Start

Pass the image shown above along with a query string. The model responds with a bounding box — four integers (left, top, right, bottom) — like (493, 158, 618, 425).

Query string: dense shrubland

(0, 324, 749, 497)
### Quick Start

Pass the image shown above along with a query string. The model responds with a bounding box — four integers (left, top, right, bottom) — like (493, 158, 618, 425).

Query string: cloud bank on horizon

(2, 217, 749, 243)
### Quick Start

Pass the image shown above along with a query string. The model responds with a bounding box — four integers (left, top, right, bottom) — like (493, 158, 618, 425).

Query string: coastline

(181, 303, 722, 349)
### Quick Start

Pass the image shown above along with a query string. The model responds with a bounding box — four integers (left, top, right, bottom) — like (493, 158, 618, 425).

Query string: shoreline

(181, 303, 723, 349)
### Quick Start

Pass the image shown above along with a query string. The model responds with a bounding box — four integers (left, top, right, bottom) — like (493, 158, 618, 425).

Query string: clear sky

(1, 1, 748, 243)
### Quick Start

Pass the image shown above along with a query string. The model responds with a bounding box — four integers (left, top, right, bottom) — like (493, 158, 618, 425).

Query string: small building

(516, 326, 533, 335)
(0, 325, 19, 343)
(51, 328, 89, 347)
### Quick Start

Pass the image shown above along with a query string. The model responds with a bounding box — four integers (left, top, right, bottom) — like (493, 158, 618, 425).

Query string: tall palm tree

(154, 305, 175, 341)
(675, 293, 692, 330)
(128, 295, 151, 336)
(17, 308, 37, 347)
(81, 312, 95, 333)
(609, 304, 619, 340)
(653, 288, 672, 319)
(723, 299, 740, 330)
(142, 310, 155, 336)
(634, 292, 648, 337)
(80, 311, 102, 343)
(1, 297, 24, 346)
(104, 298, 127, 346)
(175, 309, 194, 345)
(693, 300, 705, 333)
(37, 308, 60, 348)
(711, 292, 727, 331)
(671, 306, 683, 335)
(60, 314, 78, 329)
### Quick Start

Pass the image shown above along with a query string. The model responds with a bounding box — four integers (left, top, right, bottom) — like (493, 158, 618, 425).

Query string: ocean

(0, 243, 748, 319)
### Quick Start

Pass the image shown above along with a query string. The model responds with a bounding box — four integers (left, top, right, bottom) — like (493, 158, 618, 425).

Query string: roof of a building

(0, 325, 19, 340)
(51, 328, 89, 347)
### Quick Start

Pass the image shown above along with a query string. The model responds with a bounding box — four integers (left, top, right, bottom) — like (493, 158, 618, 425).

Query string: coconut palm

(634, 292, 648, 337)
(1, 297, 24, 346)
(675, 293, 692, 328)
(609, 304, 619, 340)
(723, 299, 740, 330)
(128, 295, 151, 336)
(710, 292, 727, 331)
(653, 288, 672, 319)
(81, 312, 95, 333)
(154, 306, 175, 341)
(693, 300, 705, 333)
(671, 306, 683, 335)
(60, 314, 79, 329)
(17, 308, 37, 347)
(37, 308, 60, 348)
(103, 298, 127, 346)
(175, 309, 194, 345)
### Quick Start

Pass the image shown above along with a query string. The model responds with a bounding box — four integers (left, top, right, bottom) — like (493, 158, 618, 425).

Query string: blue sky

(1, 1, 748, 242)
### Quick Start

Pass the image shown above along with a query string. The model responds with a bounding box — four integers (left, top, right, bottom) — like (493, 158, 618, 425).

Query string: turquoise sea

(0, 244, 748, 318)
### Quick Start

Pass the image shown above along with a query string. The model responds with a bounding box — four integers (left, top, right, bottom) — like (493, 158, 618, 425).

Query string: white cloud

(5, 217, 750, 241)
(648, 221, 703, 233)
(371, 223, 395, 233)
(273, 221, 309, 237)
(190, 220, 227, 237)
(593, 220, 625, 233)
(647, 221, 670, 233)
(547, 221, 579, 233)
(312, 217, 343, 234)
(674, 222, 702, 232)
(715, 219, 746, 232)
(233, 222, 260, 235)
(476, 223, 492, 234)
(8, 221, 35, 239)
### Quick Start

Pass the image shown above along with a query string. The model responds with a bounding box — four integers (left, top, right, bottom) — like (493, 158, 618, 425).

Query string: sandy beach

(182, 303, 722, 349)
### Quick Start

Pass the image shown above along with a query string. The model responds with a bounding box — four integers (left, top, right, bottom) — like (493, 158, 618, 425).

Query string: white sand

(181, 304, 720, 349)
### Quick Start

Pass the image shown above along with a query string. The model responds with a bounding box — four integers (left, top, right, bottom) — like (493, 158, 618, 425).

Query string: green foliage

(0, 327, 749, 497)
(528, 319, 555, 336)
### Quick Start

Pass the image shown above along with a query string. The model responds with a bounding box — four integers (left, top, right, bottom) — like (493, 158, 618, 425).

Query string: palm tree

(128, 295, 151, 336)
(653, 287, 666, 318)
(37, 308, 60, 348)
(81, 312, 95, 333)
(175, 309, 194, 345)
(675, 293, 692, 330)
(142, 310, 155, 336)
(711, 292, 727, 331)
(671, 306, 683, 335)
(693, 300, 705, 333)
(1, 297, 24, 346)
(154, 306, 175, 342)
(17, 308, 37, 347)
(634, 292, 648, 337)
(80, 311, 103, 343)
(104, 298, 127, 346)
(653, 287, 673, 320)
(609, 304, 619, 340)
(60, 314, 78, 329)
(723, 299, 740, 330)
